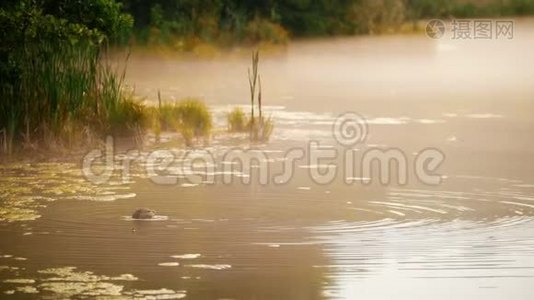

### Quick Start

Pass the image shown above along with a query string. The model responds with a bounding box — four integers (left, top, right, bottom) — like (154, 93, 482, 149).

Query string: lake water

(1, 19, 534, 299)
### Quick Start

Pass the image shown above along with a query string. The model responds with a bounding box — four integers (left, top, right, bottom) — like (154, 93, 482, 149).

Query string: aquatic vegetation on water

(227, 107, 248, 132)
(152, 98, 213, 146)
(3, 279, 36, 284)
(220, 51, 277, 142)
(0, 196, 45, 222)
(227, 107, 274, 142)
(0, 162, 136, 222)
(174, 99, 213, 146)
(129, 288, 186, 299)
(15, 286, 39, 294)
(0, 267, 130, 297)
(186, 264, 232, 270)
(249, 116, 274, 143)
(1, 265, 186, 299)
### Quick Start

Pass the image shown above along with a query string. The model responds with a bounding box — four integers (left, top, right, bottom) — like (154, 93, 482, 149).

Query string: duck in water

(132, 208, 156, 219)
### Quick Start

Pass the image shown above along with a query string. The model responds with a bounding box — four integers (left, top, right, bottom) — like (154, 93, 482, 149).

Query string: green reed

(246, 50, 273, 143)
(151, 97, 212, 146)
(227, 107, 247, 132)
(0, 40, 147, 155)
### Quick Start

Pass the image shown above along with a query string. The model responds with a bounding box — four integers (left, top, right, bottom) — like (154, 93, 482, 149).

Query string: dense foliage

(120, 0, 534, 46)
(0, 0, 138, 154)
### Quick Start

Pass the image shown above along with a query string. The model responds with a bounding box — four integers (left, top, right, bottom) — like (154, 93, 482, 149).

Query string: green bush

(157, 102, 181, 131)
(154, 98, 212, 146)
(105, 95, 148, 137)
(244, 17, 289, 44)
(176, 99, 212, 144)
(227, 107, 247, 132)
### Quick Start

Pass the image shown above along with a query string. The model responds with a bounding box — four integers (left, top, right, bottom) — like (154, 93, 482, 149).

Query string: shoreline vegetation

(123, 0, 534, 59)
(1, 0, 534, 159)
(125, 0, 534, 50)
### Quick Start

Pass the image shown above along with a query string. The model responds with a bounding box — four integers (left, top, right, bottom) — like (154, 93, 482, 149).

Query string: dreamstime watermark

(82, 112, 446, 186)
(426, 19, 514, 40)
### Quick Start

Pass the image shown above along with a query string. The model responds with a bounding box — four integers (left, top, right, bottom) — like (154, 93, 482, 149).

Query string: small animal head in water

(132, 208, 156, 219)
